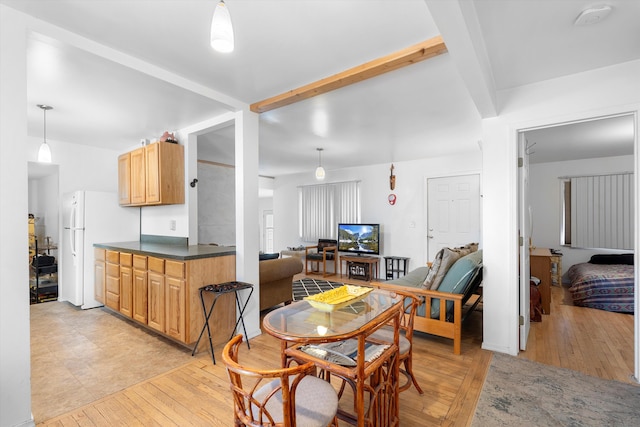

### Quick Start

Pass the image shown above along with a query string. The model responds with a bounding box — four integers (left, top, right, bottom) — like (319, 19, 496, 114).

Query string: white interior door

(519, 132, 531, 351)
(425, 174, 481, 262)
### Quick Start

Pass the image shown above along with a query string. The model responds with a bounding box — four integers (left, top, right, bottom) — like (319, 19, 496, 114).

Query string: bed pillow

(589, 254, 634, 265)
(421, 248, 461, 291)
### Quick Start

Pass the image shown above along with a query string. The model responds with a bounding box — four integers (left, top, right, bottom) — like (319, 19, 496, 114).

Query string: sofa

(259, 257, 304, 311)
(370, 247, 482, 355)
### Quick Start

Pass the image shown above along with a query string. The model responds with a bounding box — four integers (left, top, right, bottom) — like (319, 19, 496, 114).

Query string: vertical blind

(299, 181, 360, 241)
(570, 173, 634, 250)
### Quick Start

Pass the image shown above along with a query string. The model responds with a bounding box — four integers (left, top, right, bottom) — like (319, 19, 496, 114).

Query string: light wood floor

(519, 284, 636, 384)
(32, 276, 635, 426)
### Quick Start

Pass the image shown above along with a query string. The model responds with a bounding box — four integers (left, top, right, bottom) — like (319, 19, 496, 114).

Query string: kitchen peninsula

(94, 239, 237, 352)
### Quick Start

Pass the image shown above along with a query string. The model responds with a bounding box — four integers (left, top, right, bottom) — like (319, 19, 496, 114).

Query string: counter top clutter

(370, 244, 483, 355)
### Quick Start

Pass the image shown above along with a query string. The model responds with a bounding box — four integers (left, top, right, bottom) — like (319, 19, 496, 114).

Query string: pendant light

(315, 148, 325, 180)
(37, 104, 53, 163)
(210, 0, 234, 53)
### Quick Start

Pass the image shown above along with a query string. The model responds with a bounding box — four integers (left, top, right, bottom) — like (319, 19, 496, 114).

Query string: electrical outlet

(169, 219, 176, 231)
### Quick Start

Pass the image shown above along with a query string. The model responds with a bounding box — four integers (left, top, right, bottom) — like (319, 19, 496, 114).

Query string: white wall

(273, 152, 482, 268)
(482, 59, 640, 356)
(1, 5, 34, 426)
(197, 162, 236, 246)
(529, 155, 634, 278)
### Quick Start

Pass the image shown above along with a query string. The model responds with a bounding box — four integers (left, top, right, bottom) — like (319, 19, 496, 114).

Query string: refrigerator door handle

(70, 203, 78, 257)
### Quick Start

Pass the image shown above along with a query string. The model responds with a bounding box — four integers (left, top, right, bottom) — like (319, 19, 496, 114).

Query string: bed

(567, 254, 634, 313)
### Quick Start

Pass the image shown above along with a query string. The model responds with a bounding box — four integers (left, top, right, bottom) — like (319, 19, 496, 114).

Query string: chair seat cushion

(307, 252, 334, 261)
(253, 375, 338, 427)
(369, 327, 410, 355)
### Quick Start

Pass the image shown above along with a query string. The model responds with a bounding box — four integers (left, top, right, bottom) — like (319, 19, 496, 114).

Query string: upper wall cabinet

(118, 141, 185, 207)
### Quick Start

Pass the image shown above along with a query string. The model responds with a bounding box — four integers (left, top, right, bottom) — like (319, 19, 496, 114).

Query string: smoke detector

(574, 5, 612, 26)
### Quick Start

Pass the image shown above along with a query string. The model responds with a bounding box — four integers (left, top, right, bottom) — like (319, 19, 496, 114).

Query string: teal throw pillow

(430, 250, 482, 319)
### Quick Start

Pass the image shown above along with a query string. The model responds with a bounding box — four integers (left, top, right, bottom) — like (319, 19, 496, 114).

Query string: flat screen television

(337, 223, 380, 256)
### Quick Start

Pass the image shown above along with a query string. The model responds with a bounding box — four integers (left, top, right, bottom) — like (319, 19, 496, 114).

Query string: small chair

(222, 334, 339, 427)
(305, 239, 338, 277)
(369, 292, 423, 394)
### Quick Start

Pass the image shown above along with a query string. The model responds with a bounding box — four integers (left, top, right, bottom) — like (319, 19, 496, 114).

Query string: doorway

(27, 162, 60, 304)
(516, 112, 637, 379)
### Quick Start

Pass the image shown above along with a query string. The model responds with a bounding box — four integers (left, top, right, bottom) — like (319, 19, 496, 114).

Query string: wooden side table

(384, 256, 410, 280)
(339, 255, 379, 281)
(530, 248, 553, 314)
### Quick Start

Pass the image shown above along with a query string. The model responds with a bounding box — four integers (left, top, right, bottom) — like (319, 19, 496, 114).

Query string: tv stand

(339, 255, 379, 282)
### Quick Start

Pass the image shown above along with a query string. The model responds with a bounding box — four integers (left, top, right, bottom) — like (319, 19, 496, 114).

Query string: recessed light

(574, 5, 612, 26)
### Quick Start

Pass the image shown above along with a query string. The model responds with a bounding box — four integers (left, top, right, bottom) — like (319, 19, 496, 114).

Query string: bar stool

(191, 281, 254, 364)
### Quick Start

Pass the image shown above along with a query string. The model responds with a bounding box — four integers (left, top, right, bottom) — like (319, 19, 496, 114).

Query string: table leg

(192, 289, 219, 364)
(232, 287, 254, 349)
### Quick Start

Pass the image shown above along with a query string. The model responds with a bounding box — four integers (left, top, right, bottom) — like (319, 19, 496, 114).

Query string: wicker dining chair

(369, 292, 424, 394)
(221, 334, 339, 427)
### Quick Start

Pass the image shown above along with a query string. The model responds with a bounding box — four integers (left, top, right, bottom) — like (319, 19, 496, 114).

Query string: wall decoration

(389, 164, 396, 190)
(388, 193, 396, 205)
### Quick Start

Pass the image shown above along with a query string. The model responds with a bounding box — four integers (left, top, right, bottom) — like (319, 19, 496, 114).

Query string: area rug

(292, 278, 344, 301)
(471, 352, 640, 426)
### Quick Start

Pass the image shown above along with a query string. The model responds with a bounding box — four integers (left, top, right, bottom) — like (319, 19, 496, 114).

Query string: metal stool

(191, 281, 254, 364)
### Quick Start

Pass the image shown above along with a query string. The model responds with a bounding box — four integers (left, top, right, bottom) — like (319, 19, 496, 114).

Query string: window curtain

(570, 173, 634, 250)
(299, 181, 360, 241)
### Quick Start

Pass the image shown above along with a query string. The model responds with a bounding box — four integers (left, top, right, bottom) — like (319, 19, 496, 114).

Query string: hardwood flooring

(519, 284, 636, 384)
(32, 276, 635, 426)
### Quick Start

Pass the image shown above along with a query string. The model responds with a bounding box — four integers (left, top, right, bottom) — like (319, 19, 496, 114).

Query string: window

(561, 173, 634, 250)
(298, 181, 360, 241)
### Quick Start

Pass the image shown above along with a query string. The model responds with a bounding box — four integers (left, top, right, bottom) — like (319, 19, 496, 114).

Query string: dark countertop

(93, 241, 236, 261)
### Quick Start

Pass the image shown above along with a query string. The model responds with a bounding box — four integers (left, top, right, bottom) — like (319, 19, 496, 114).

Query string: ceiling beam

(250, 35, 448, 114)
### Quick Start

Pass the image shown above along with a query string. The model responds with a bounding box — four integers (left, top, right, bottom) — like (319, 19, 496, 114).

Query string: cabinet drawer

(165, 260, 185, 279)
(133, 254, 147, 270)
(148, 257, 164, 273)
(106, 263, 120, 278)
(95, 248, 106, 261)
(106, 250, 120, 263)
(120, 252, 133, 267)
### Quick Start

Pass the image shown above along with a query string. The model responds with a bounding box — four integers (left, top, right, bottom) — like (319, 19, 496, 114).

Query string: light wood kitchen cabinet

(118, 141, 184, 207)
(165, 260, 186, 341)
(132, 255, 148, 324)
(117, 153, 131, 205)
(129, 147, 146, 205)
(147, 257, 165, 333)
(105, 250, 120, 311)
(94, 248, 106, 304)
(94, 247, 236, 349)
(119, 253, 133, 318)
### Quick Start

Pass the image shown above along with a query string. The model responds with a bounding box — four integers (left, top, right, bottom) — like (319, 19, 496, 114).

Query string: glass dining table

(262, 288, 404, 427)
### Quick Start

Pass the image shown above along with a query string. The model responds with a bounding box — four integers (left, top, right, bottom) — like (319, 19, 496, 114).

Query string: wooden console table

(340, 255, 379, 281)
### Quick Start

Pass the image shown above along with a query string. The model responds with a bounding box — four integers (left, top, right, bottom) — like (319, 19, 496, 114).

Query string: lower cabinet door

(120, 266, 133, 318)
(165, 277, 186, 342)
(133, 268, 148, 324)
(147, 271, 165, 333)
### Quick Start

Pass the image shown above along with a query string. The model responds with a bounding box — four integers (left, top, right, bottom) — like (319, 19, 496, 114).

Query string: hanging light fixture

(315, 148, 325, 180)
(210, 0, 234, 53)
(37, 104, 53, 163)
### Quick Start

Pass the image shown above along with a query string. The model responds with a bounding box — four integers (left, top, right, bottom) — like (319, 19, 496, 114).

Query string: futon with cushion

(370, 246, 482, 355)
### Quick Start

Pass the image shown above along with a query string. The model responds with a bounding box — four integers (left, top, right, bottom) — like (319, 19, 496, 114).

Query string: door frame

(513, 108, 639, 382)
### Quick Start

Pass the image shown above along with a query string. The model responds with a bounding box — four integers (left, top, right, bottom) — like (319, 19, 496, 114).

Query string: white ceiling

(4, 0, 638, 178)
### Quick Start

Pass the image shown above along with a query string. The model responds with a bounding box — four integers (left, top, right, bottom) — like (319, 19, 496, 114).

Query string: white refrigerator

(61, 191, 140, 309)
